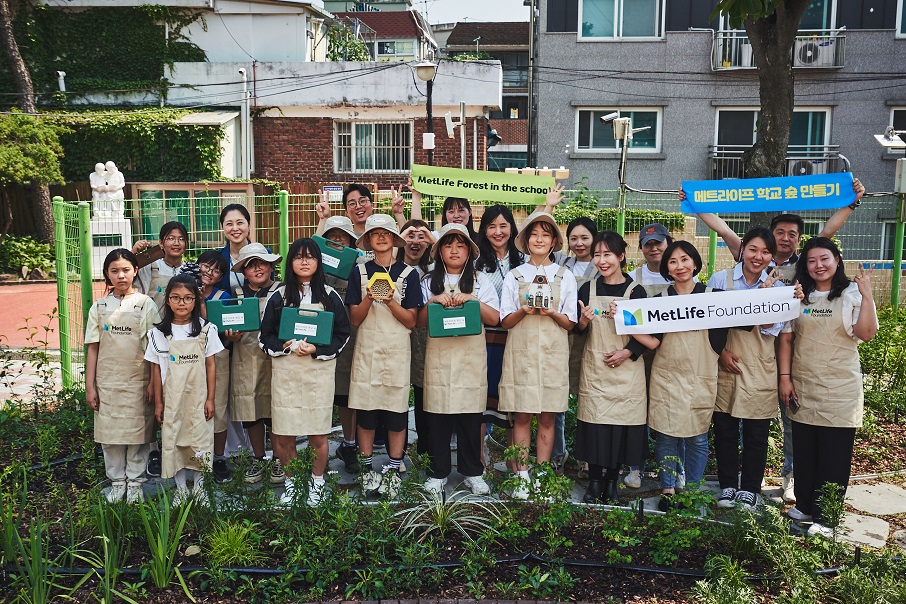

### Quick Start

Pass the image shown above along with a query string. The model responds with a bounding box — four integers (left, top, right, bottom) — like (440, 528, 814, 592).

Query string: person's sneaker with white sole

(675, 472, 686, 491)
(787, 506, 813, 521)
(510, 475, 530, 500)
(782, 473, 796, 503)
(126, 483, 144, 504)
(192, 484, 209, 508)
(212, 458, 232, 484)
(269, 459, 286, 485)
(551, 451, 569, 476)
(308, 479, 326, 507)
(280, 479, 297, 507)
(170, 487, 191, 508)
(807, 522, 834, 538)
(463, 475, 491, 496)
(623, 468, 642, 489)
(146, 450, 161, 478)
(717, 487, 738, 508)
(361, 469, 382, 497)
(106, 483, 126, 504)
(423, 477, 447, 498)
(376, 466, 402, 499)
(244, 458, 265, 484)
(734, 490, 758, 511)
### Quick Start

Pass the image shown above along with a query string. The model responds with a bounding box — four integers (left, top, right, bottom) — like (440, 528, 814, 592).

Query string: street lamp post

(416, 61, 438, 166)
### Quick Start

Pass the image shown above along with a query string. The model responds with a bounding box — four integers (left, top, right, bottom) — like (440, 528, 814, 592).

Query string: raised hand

(854, 263, 875, 298)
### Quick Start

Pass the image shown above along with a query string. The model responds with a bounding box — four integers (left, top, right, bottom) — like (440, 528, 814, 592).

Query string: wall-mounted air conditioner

(794, 38, 836, 67)
(788, 158, 829, 176)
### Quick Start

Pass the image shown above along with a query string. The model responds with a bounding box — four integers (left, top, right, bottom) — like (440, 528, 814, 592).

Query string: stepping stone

(838, 513, 889, 549)
(892, 529, 906, 554)
(846, 483, 906, 516)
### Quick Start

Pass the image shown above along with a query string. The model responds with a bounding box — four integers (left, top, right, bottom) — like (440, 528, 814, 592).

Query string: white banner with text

(614, 287, 800, 335)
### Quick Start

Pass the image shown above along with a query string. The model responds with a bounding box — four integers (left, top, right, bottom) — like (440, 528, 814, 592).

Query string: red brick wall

(489, 118, 527, 148)
(253, 116, 487, 188)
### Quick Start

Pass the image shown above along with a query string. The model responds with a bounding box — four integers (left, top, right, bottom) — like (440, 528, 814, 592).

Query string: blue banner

(681, 172, 856, 214)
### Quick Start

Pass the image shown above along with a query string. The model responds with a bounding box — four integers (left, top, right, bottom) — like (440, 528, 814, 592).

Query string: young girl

(224, 243, 283, 485)
(418, 224, 500, 496)
(707, 228, 786, 510)
(145, 274, 223, 506)
(779, 238, 878, 537)
(346, 214, 424, 498)
(259, 238, 351, 506)
(85, 249, 161, 504)
(574, 231, 654, 504)
(401, 180, 478, 241)
(133, 221, 188, 312)
(498, 211, 577, 499)
(648, 241, 727, 512)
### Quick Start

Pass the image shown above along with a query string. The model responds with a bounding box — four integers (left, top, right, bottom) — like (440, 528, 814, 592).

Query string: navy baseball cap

(639, 223, 670, 246)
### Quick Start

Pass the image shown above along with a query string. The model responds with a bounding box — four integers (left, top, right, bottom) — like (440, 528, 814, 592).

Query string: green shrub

(0, 235, 55, 274)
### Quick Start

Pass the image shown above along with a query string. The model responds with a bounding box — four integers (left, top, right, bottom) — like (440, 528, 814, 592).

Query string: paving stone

(838, 513, 889, 549)
(846, 482, 906, 516)
(892, 529, 906, 554)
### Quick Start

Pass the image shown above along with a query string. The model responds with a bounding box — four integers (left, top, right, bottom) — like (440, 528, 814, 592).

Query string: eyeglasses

(346, 196, 372, 208)
(164, 236, 186, 244)
(293, 254, 314, 261)
(199, 265, 222, 276)
(245, 259, 270, 270)
(168, 295, 196, 305)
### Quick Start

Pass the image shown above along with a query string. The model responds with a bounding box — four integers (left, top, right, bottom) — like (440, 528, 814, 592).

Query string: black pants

(792, 421, 855, 523)
(412, 385, 428, 456)
(713, 412, 770, 493)
(423, 411, 484, 479)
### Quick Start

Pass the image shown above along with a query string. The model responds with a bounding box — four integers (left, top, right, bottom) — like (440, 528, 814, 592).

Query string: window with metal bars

(335, 121, 413, 173)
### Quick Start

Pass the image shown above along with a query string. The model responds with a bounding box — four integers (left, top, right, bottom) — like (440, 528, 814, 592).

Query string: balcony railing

(708, 145, 847, 180)
(711, 29, 846, 70)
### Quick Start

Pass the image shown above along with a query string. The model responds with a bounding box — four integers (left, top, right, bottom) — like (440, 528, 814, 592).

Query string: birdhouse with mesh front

(367, 272, 395, 300)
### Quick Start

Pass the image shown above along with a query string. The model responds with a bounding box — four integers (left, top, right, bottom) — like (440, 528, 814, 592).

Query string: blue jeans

(552, 411, 566, 458)
(630, 427, 681, 474)
(654, 431, 708, 490)
(780, 401, 794, 476)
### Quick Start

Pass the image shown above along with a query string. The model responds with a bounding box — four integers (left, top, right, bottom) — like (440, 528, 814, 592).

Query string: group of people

(84, 179, 878, 537)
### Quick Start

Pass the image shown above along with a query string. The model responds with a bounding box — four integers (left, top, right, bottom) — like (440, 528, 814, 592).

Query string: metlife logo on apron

(614, 288, 800, 335)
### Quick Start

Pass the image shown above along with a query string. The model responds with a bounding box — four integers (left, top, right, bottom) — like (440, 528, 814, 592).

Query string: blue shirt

(707, 263, 784, 337)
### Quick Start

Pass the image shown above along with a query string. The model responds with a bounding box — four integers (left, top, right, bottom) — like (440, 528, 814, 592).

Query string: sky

(411, 0, 531, 25)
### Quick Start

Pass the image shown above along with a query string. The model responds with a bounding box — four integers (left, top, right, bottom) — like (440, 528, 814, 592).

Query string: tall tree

(0, 0, 55, 243)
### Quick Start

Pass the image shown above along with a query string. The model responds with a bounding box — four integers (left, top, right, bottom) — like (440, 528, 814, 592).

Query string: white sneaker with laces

(623, 469, 642, 489)
(126, 483, 144, 504)
(787, 506, 812, 521)
(192, 486, 209, 508)
(782, 473, 796, 503)
(106, 483, 126, 504)
(361, 470, 382, 497)
(734, 490, 758, 511)
(463, 475, 490, 496)
(307, 479, 326, 507)
(511, 475, 530, 500)
(424, 477, 447, 497)
(807, 522, 834, 538)
(675, 472, 686, 491)
(376, 466, 402, 498)
(170, 487, 191, 508)
(279, 478, 297, 506)
(717, 487, 738, 508)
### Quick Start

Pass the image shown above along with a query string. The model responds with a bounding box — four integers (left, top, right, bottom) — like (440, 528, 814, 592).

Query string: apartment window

(576, 108, 661, 152)
(900, 0, 906, 37)
(799, 0, 836, 29)
(366, 40, 415, 62)
(893, 108, 906, 131)
(715, 109, 830, 147)
(335, 121, 412, 173)
(580, 0, 664, 39)
(882, 222, 906, 261)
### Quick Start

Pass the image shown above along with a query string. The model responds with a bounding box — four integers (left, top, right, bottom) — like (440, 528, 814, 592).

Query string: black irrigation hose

(26, 454, 83, 472)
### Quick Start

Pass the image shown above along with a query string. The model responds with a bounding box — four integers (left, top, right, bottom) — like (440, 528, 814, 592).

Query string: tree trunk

(742, 0, 808, 227)
(0, 0, 35, 114)
(29, 183, 53, 242)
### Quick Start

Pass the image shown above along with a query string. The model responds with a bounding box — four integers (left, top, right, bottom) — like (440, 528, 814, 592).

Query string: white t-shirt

(144, 322, 224, 384)
(781, 282, 876, 342)
(84, 292, 160, 347)
(136, 259, 185, 295)
(553, 251, 594, 279)
(634, 264, 671, 285)
(499, 263, 578, 322)
(420, 271, 501, 311)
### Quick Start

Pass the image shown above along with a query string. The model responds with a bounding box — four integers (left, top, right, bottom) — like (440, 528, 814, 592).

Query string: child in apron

(552, 216, 599, 476)
(145, 274, 224, 506)
(648, 240, 728, 513)
(132, 220, 188, 477)
(85, 249, 161, 504)
(778, 238, 878, 538)
(499, 211, 578, 500)
(259, 238, 351, 506)
(322, 216, 364, 472)
(707, 228, 787, 511)
(574, 231, 656, 504)
(223, 243, 283, 485)
(346, 214, 424, 498)
(418, 224, 500, 496)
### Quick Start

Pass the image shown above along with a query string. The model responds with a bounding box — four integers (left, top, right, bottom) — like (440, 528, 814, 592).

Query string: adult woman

(216, 203, 256, 292)
(778, 237, 878, 537)
(707, 228, 786, 510)
(648, 240, 728, 512)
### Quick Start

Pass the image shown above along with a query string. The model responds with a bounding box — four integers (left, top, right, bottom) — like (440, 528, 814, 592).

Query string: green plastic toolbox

(427, 300, 483, 338)
(278, 308, 335, 346)
(314, 234, 360, 279)
(206, 298, 261, 332)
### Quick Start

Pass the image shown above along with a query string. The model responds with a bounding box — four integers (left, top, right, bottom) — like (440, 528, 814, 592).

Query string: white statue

(90, 161, 126, 219)
(90, 163, 106, 202)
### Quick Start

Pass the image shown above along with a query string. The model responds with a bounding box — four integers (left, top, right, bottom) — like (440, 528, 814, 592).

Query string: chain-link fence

(52, 189, 901, 389)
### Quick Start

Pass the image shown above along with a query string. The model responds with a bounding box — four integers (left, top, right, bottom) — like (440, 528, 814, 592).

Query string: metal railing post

(78, 203, 93, 352)
(892, 193, 905, 311)
(708, 229, 718, 280)
(278, 190, 289, 278)
(52, 198, 72, 388)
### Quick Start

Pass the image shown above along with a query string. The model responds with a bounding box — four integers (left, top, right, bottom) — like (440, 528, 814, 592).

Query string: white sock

(517, 469, 530, 479)
(174, 468, 188, 490)
(312, 473, 325, 484)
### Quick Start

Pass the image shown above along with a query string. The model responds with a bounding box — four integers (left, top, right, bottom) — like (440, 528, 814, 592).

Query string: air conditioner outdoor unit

(788, 159, 829, 176)
(794, 38, 835, 67)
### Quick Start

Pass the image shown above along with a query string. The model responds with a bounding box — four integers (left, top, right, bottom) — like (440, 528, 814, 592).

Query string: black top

(258, 285, 351, 360)
(575, 273, 649, 360)
(652, 283, 729, 355)
(344, 260, 424, 309)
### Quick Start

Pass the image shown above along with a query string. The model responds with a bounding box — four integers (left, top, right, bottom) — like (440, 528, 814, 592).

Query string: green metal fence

(52, 188, 904, 390)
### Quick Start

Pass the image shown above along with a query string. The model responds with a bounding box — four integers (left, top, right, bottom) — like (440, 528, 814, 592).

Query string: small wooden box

(278, 308, 334, 346)
(367, 272, 395, 300)
(427, 300, 483, 338)
(206, 298, 261, 332)
(313, 235, 360, 279)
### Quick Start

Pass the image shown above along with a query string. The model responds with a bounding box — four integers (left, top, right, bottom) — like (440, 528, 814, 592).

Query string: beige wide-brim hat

(355, 214, 406, 250)
(515, 211, 563, 255)
(322, 215, 358, 242)
(231, 242, 282, 272)
(431, 223, 479, 258)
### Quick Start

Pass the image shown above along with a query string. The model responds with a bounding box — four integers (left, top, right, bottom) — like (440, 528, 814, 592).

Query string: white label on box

(221, 313, 244, 326)
(293, 323, 318, 337)
(442, 316, 467, 330)
(322, 254, 340, 269)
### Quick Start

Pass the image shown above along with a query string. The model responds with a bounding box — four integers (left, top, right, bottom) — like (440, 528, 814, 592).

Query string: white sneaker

(170, 487, 190, 508)
(279, 480, 296, 507)
(787, 506, 813, 521)
(463, 475, 490, 496)
(510, 475, 530, 500)
(782, 473, 796, 503)
(399, 460, 407, 474)
(675, 472, 686, 491)
(192, 486, 209, 508)
(376, 466, 402, 499)
(734, 490, 758, 511)
(126, 483, 144, 504)
(361, 470, 382, 497)
(717, 487, 738, 508)
(307, 479, 326, 507)
(424, 477, 447, 497)
(623, 469, 642, 489)
(105, 483, 126, 504)
(807, 522, 834, 538)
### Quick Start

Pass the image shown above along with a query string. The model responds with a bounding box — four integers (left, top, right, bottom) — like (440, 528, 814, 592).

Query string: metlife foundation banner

(614, 288, 800, 335)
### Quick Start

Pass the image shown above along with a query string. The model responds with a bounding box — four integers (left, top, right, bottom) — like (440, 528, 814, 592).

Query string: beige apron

(499, 265, 570, 414)
(348, 264, 415, 412)
(633, 267, 671, 298)
(94, 295, 155, 445)
(578, 280, 647, 425)
(161, 326, 214, 478)
(212, 349, 231, 433)
(423, 282, 488, 413)
(229, 283, 280, 422)
(566, 258, 598, 394)
(773, 262, 797, 286)
(409, 267, 428, 389)
(271, 300, 337, 436)
(715, 269, 778, 419)
(648, 287, 718, 437)
(146, 262, 172, 312)
(791, 291, 863, 428)
(325, 274, 355, 396)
